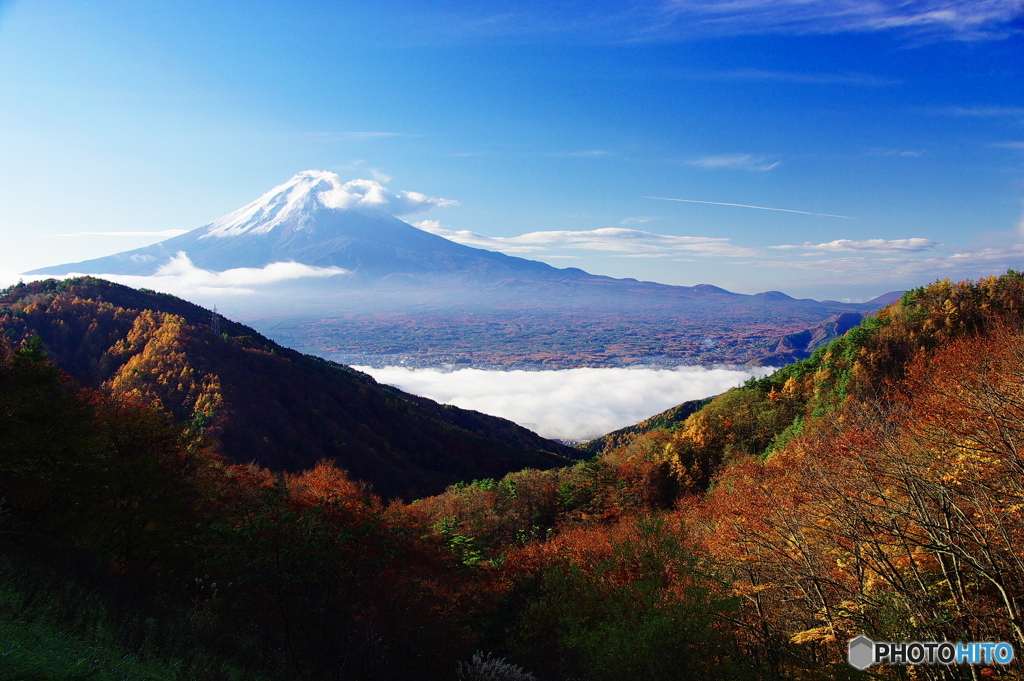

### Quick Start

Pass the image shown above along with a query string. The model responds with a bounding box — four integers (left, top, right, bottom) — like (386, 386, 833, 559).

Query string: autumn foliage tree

(496, 515, 752, 681)
(0, 337, 209, 572)
(684, 320, 1024, 679)
(10, 272, 1024, 680)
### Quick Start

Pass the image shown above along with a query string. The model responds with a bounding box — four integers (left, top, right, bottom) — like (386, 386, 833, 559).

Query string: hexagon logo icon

(848, 636, 875, 670)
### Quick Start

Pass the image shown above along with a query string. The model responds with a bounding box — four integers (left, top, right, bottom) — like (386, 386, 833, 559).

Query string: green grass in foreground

(0, 554, 267, 681)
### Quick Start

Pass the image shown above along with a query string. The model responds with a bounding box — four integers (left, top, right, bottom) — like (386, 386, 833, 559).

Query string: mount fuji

(30, 171, 898, 368)
(31, 170, 580, 286)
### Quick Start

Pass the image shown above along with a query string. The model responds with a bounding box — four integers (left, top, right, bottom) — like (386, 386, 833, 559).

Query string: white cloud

(414, 219, 443, 231)
(771, 238, 938, 253)
(704, 68, 899, 86)
(613, 253, 672, 259)
(403, 217, 1024, 292)
(687, 154, 781, 171)
(941, 105, 1024, 117)
(620, 216, 660, 225)
(423, 0, 1020, 44)
(0, 270, 28, 289)
(865, 148, 924, 158)
(65, 252, 348, 296)
(354, 365, 773, 441)
(52, 229, 189, 237)
(756, 244, 1024, 284)
(546, 150, 611, 158)
(412, 222, 757, 257)
(306, 131, 405, 141)
(646, 195, 855, 219)
(205, 172, 460, 240)
(319, 178, 459, 215)
(654, 0, 1022, 41)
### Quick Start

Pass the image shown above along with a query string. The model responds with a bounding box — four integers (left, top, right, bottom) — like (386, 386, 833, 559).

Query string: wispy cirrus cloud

(697, 68, 899, 86)
(865, 147, 924, 158)
(413, 221, 756, 257)
(421, 0, 1022, 44)
(52, 229, 189, 237)
(613, 253, 673, 259)
(757, 244, 1024, 287)
(686, 154, 781, 172)
(651, 0, 1022, 41)
(646, 195, 855, 219)
(305, 131, 407, 141)
(545, 150, 611, 158)
(771, 238, 938, 253)
(939, 105, 1024, 117)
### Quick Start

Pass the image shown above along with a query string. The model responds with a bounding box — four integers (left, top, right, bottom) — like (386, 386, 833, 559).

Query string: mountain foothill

(0, 277, 578, 501)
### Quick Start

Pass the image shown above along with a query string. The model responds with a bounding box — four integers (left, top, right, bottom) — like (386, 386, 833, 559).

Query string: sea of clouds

(353, 364, 774, 442)
(0, 264, 773, 442)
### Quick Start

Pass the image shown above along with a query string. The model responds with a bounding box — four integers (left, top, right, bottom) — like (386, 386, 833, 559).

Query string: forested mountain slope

(579, 397, 712, 456)
(0, 277, 577, 499)
(0, 338, 479, 680)
(5, 272, 1024, 680)
(407, 271, 1024, 678)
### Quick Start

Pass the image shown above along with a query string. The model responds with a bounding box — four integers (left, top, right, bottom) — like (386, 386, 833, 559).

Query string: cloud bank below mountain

(354, 364, 774, 441)
(63, 253, 348, 296)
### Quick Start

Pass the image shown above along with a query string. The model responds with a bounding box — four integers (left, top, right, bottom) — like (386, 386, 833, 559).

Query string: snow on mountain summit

(28, 170, 488, 278)
(201, 171, 458, 239)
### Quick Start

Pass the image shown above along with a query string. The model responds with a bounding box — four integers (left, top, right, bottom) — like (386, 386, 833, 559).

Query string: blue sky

(1, 0, 1023, 301)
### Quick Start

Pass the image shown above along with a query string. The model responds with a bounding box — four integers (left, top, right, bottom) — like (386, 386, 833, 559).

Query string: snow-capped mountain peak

(200, 170, 457, 239)
(29, 170, 472, 277)
(201, 171, 351, 239)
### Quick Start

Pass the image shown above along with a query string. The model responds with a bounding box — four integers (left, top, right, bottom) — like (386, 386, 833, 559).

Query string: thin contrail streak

(645, 195, 855, 219)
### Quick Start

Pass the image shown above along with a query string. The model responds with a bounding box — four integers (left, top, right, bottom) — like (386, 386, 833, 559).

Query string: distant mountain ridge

(29, 171, 902, 367)
(29, 170, 891, 304)
(30, 170, 580, 284)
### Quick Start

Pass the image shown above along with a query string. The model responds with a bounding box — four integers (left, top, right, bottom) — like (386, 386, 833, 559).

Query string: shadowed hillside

(0, 277, 578, 499)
